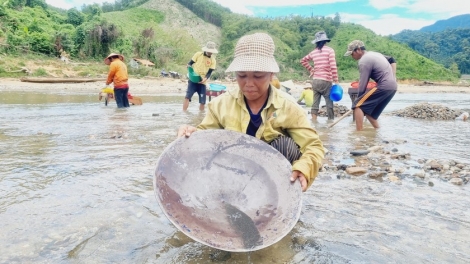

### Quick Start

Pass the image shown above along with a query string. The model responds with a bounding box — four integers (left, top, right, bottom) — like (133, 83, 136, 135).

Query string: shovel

(328, 109, 353, 128)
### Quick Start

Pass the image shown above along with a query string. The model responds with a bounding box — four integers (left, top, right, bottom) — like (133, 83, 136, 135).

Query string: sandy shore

(1, 77, 470, 95)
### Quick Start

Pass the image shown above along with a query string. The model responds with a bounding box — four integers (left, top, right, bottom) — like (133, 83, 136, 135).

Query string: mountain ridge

(419, 14, 470, 32)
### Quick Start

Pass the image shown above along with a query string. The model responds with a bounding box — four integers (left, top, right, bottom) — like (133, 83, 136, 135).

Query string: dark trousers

(114, 88, 130, 108)
(269, 136, 302, 164)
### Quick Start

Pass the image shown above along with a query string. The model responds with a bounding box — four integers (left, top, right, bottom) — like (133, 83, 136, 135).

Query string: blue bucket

(330, 84, 343, 102)
(209, 83, 226, 92)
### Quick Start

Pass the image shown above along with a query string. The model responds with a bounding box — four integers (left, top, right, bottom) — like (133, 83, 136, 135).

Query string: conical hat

(279, 80, 295, 90)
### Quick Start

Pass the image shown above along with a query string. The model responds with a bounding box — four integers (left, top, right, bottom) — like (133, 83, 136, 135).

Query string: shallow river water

(1, 90, 469, 263)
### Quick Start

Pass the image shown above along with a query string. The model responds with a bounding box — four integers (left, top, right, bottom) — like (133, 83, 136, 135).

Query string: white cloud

(368, 0, 409, 10)
(368, 0, 469, 19)
(340, 12, 435, 35)
(212, 0, 350, 15)
(46, 0, 109, 10)
(406, 0, 470, 18)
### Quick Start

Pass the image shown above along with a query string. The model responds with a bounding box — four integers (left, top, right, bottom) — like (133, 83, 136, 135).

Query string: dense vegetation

(392, 28, 470, 74)
(0, 0, 461, 82)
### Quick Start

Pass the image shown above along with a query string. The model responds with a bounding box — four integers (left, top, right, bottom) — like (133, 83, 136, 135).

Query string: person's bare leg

(199, 104, 205, 111)
(354, 107, 365, 131)
(365, 115, 379, 129)
(311, 113, 317, 121)
(183, 98, 190, 111)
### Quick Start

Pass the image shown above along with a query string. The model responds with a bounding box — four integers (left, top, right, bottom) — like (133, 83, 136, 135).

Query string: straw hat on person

(301, 82, 312, 89)
(202, 41, 218, 54)
(311, 31, 330, 44)
(104, 53, 124, 65)
(225, 33, 279, 73)
(279, 80, 295, 91)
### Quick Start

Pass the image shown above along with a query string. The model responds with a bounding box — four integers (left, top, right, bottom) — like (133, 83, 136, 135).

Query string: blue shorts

(185, 80, 206, 104)
(353, 88, 396, 119)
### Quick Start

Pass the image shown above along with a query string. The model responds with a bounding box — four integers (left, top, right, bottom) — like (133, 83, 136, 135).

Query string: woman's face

(236, 71, 273, 101)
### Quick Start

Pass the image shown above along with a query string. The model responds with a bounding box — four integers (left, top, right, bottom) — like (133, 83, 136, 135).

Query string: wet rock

(430, 162, 443, 171)
(369, 171, 387, 178)
(391, 102, 463, 120)
(368, 146, 384, 152)
(387, 167, 405, 173)
(317, 103, 350, 117)
(391, 148, 398, 152)
(350, 150, 370, 156)
(414, 170, 426, 178)
(346, 167, 368, 176)
(428, 181, 434, 187)
(209, 249, 231, 262)
(389, 175, 400, 182)
(449, 178, 463, 185)
(391, 153, 411, 160)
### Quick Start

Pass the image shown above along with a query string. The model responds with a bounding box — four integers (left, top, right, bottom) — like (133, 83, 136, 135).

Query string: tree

(66, 8, 85, 27)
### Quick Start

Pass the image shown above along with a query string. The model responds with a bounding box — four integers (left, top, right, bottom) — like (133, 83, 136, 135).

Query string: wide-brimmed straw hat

(104, 53, 124, 65)
(311, 31, 330, 44)
(279, 80, 295, 90)
(202, 41, 218, 54)
(225, 33, 279, 73)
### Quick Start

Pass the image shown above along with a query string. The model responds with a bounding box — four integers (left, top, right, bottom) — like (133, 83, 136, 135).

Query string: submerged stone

(350, 150, 370, 156)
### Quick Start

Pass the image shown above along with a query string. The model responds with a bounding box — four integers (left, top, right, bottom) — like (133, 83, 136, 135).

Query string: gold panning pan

(154, 130, 302, 252)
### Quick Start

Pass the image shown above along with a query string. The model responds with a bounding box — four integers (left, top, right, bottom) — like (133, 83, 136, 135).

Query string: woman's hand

(290, 170, 308, 192)
(309, 70, 314, 78)
(177, 125, 197, 138)
(199, 77, 207, 84)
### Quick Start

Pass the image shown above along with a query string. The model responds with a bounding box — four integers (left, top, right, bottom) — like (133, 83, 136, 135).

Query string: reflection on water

(0, 91, 469, 263)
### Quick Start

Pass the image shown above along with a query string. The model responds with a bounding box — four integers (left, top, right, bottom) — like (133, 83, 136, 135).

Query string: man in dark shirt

(344, 40, 397, 131)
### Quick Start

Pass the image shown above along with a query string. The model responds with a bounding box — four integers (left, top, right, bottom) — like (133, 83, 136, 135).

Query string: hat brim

(344, 51, 353, 56)
(279, 80, 295, 90)
(104, 54, 124, 65)
(311, 39, 330, 44)
(225, 55, 279, 73)
(202, 47, 218, 54)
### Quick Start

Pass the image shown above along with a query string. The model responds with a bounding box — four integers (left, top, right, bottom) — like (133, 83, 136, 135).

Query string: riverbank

(1, 77, 470, 95)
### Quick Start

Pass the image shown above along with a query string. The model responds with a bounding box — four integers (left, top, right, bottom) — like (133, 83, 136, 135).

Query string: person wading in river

(344, 40, 397, 131)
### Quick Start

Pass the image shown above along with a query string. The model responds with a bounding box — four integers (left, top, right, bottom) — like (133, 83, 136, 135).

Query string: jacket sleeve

(197, 102, 223, 130)
(284, 105, 325, 188)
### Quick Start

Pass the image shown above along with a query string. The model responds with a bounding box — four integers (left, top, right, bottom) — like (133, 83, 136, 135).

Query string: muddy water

(0, 91, 469, 263)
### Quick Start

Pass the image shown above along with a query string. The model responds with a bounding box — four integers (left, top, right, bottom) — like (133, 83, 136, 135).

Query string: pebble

(350, 150, 370, 156)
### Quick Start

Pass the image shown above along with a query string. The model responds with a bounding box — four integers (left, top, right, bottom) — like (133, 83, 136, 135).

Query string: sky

(45, 0, 470, 35)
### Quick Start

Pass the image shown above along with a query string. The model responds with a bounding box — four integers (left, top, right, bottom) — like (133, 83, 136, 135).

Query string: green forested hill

(330, 24, 459, 81)
(392, 28, 470, 74)
(0, 0, 460, 82)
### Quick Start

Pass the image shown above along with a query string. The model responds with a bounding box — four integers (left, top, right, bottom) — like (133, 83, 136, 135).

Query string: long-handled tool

(328, 109, 353, 128)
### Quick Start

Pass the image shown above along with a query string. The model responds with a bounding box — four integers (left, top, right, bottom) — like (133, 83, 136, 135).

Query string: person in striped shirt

(300, 31, 339, 121)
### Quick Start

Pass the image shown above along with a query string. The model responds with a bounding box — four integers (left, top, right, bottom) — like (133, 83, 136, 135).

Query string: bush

(33, 68, 47, 76)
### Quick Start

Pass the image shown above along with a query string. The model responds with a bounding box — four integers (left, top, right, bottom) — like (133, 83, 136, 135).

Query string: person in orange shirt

(104, 53, 129, 108)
